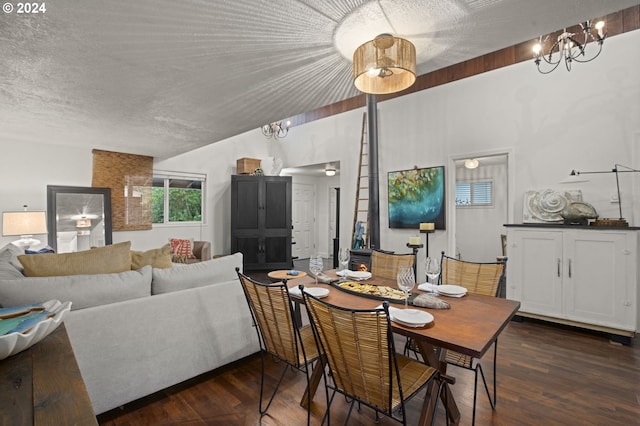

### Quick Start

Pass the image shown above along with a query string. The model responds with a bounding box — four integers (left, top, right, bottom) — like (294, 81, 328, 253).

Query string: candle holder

(406, 242, 423, 278)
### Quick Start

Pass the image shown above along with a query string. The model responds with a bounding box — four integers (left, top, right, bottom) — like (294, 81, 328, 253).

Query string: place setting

(416, 256, 467, 298)
(389, 266, 434, 328)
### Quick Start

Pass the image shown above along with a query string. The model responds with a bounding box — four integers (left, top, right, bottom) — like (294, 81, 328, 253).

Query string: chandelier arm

(572, 42, 603, 63)
(536, 58, 562, 74)
(567, 36, 585, 57)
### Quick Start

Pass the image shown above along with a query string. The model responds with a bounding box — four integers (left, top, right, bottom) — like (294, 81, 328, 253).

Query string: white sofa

(0, 246, 259, 415)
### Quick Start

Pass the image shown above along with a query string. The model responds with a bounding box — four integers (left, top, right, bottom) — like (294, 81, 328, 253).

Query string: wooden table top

(0, 323, 97, 426)
(287, 270, 520, 359)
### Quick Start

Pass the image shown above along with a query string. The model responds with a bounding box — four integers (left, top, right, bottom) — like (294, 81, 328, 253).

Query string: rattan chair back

(440, 252, 506, 296)
(237, 270, 320, 423)
(438, 253, 507, 425)
(303, 293, 440, 424)
(371, 250, 415, 280)
(238, 272, 309, 365)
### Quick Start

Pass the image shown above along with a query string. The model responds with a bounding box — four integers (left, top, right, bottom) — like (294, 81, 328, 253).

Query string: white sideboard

(505, 225, 639, 343)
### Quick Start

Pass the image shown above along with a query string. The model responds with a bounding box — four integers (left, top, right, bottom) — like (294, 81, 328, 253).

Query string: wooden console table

(0, 323, 97, 425)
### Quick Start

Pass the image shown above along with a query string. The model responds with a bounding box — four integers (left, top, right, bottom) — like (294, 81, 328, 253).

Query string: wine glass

(338, 248, 350, 276)
(309, 255, 323, 286)
(425, 257, 441, 295)
(396, 266, 415, 309)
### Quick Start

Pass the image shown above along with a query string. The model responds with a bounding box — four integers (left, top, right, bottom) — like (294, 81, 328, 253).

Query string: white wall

(2, 30, 639, 264)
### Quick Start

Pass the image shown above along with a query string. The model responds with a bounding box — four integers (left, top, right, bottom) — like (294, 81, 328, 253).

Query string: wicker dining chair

(439, 252, 507, 426)
(236, 269, 321, 425)
(302, 289, 444, 426)
(370, 250, 416, 280)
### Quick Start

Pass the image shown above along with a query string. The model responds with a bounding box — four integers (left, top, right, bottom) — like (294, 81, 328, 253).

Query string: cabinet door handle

(557, 258, 561, 277)
(568, 258, 572, 278)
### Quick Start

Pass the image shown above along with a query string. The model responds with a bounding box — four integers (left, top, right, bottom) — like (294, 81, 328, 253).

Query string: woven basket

(591, 218, 629, 227)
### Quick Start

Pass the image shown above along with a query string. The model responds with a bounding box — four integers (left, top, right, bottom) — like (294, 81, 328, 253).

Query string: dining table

(284, 270, 520, 426)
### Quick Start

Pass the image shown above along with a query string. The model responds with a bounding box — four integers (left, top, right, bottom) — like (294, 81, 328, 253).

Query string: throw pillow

(0, 266, 152, 310)
(0, 249, 24, 279)
(169, 238, 196, 263)
(18, 241, 132, 277)
(152, 252, 243, 295)
(0, 243, 25, 273)
(131, 244, 173, 270)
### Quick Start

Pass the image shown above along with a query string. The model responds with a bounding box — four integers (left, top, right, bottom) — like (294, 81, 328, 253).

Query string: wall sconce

(2, 206, 48, 249)
(262, 120, 291, 139)
(563, 164, 640, 226)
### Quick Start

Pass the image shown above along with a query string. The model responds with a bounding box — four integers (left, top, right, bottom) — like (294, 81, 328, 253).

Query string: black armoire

(230, 175, 292, 270)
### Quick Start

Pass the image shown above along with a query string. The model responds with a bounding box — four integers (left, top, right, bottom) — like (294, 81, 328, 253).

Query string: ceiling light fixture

(262, 120, 291, 139)
(464, 159, 479, 169)
(325, 165, 336, 176)
(353, 34, 416, 94)
(533, 20, 606, 74)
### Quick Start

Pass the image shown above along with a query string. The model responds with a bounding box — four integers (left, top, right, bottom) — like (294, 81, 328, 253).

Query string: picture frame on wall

(388, 166, 445, 229)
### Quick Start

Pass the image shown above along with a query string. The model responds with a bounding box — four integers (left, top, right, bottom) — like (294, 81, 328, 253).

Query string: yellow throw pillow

(18, 241, 132, 277)
(131, 244, 172, 270)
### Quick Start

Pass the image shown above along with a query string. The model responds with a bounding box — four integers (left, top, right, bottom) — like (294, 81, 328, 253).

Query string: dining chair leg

(259, 352, 290, 415)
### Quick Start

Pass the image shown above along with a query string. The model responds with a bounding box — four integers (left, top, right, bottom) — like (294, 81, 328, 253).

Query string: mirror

(47, 185, 112, 253)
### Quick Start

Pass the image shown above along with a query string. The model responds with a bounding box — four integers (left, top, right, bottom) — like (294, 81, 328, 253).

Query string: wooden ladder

(351, 112, 369, 249)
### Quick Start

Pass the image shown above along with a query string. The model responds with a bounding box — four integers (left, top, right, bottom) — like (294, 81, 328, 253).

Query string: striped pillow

(169, 238, 196, 263)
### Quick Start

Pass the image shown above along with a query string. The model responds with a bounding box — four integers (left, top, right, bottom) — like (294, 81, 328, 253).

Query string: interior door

(292, 183, 315, 260)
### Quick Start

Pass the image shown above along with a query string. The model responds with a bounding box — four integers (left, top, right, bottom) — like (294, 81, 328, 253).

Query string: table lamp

(2, 206, 48, 249)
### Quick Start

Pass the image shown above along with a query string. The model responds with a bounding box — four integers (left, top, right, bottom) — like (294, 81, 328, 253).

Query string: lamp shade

(2, 211, 47, 236)
(353, 34, 416, 94)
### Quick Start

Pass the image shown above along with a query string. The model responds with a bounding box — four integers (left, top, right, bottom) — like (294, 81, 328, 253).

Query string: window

(152, 171, 206, 224)
(456, 180, 493, 207)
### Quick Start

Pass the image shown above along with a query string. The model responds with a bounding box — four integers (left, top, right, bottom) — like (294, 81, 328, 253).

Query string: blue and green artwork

(388, 166, 445, 229)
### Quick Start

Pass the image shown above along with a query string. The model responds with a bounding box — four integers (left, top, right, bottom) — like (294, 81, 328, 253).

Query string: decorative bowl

(0, 300, 72, 360)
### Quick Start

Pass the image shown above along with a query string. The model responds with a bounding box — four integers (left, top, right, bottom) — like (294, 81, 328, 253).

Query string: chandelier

(262, 120, 290, 139)
(353, 34, 416, 94)
(532, 20, 606, 74)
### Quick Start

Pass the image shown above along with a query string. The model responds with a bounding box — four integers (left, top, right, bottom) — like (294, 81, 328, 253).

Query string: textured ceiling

(1, 0, 637, 159)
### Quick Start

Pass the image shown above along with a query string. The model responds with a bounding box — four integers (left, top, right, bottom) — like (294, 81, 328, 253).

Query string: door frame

(447, 148, 515, 256)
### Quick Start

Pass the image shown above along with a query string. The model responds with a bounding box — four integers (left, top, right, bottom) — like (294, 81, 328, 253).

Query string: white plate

(0, 300, 72, 360)
(346, 270, 372, 280)
(436, 285, 467, 296)
(389, 307, 433, 327)
(289, 286, 330, 298)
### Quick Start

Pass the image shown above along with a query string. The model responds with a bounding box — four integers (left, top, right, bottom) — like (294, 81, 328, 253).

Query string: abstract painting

(388, 166, 445, 229)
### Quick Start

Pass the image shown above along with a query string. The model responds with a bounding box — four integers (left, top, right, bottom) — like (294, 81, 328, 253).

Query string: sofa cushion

(152, 252, 243, 295)
(169, 238, 196, 263)
(18, 241, 132, 277)
(0, 266, 152, 310)
(131, 244, 172, 270)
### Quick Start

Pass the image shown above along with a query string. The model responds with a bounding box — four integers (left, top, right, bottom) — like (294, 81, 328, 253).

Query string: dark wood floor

(97, 316, 640, 426)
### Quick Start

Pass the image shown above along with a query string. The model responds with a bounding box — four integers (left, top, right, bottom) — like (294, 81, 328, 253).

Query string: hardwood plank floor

(97, 318, 639, 425)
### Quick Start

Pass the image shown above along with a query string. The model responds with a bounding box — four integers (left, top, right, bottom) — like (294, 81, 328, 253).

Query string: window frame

(455, 179, 494, 208)
(152, 170, 206, 226)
